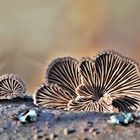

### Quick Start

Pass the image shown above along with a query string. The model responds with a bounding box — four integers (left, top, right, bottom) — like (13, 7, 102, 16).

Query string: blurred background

(0, 0, 140, 93)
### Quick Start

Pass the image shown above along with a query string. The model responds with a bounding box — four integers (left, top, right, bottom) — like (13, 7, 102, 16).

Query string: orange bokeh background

(0, 0, 140, 93)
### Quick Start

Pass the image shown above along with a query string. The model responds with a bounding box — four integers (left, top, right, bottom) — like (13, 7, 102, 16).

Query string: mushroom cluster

(33, 50, 140, 113)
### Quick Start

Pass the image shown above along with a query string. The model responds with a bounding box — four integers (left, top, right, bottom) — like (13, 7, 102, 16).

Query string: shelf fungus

(33, 84, 75, 110)
(46, 57, 81, 98)
(0, 74, 26, 99)
(33, 57, 81, 110)
(33, 50, 140, 112)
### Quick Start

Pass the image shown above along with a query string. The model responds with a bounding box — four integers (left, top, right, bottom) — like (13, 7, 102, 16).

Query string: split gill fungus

(33, 50, 140, 113)
(0, 74, 26, 99)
